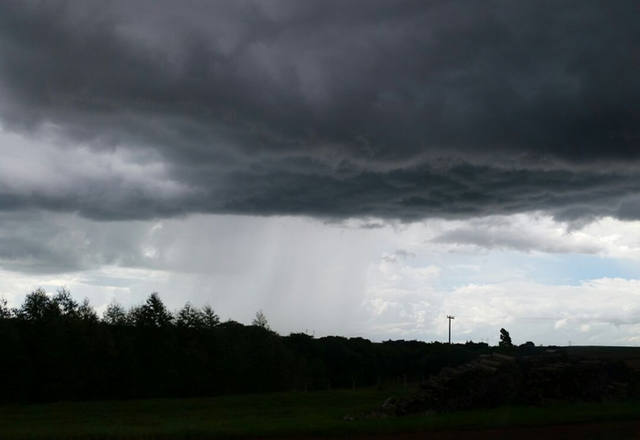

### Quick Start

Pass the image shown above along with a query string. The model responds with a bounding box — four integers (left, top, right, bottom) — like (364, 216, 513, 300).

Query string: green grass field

(1, 387, 639, 440)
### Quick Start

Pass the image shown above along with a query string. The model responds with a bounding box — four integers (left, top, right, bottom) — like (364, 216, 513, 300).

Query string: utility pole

(447, 315, 455, 344)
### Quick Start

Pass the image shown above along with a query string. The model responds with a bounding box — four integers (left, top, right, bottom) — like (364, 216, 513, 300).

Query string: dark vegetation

(0, 289, 491, 403)
(380, 351, 640, 416)
(2, 289, 640, 439)
(2, 390, 639, 440)
(499, 328, 512, 348)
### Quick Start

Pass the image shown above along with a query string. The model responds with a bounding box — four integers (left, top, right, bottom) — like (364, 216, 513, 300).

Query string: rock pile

(381, 350, 640, 415)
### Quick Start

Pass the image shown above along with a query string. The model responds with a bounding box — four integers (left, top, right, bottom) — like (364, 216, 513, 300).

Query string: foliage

(77, 298, 99, 322)
(252, 310, 270, 329)
(201, 305, 220, 328)
(103, 301, 128, 325)
(499, 328, 513, 348)
(0, 288, 491, 403)
(128, 292, 174, 328)
(0, 296, 10, 319)
(16, 288, 59, 321)
(53, 288, 78, 318)
(176, 302, 219, 329)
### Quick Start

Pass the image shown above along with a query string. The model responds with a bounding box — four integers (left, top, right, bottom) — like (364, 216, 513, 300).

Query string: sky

(1, 0, 640, 345)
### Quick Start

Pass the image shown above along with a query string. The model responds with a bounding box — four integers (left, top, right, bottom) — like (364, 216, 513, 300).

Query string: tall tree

(201, 305, 220, 328)
(17, 288, 59, 321)
(129, 293, 173, 327)
(499, 328, 513, 348)
(53, 288, 78, 319)
(0, 296, 10, 319)
(103, 301, 128, 325)
(78, 298, 98, 322)
(252, 310, 270, 330)
(176, 303, 203, 328)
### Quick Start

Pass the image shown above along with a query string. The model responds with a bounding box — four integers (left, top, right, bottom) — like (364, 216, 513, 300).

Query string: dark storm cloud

(0, 0, 639, 221)
(0, 211, 157, 273)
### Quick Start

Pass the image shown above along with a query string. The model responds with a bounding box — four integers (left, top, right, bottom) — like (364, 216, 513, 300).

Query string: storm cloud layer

(1, 0, 639, 221)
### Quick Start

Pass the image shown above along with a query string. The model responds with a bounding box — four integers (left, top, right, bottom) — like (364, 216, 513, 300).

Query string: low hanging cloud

(431, 214, 604, 254)
(0, 1, 639, 222)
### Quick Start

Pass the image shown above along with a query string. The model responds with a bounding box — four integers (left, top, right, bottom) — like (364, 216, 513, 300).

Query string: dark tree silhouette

(499, 328, 513, 348)
(0, 296, 9, 319)
(252, 310, 270, 330)
(103, 301, 128, 325)
(17, 288, 59, 321)
(176, 302, 204, 328)
(175, 303, 220, 328)
(129, 293, 173, 327)
(0, 288, 495, 403)
(53, 288, 79, 318)
(78, 298, 98, 322)
(201, 305, 220, 328)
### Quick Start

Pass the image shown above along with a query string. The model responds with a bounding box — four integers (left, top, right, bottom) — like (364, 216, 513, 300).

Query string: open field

(1, 387, 639, 440)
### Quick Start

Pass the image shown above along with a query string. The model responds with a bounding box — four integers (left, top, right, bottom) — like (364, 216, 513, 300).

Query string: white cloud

(0, 127, 196, 219)
(362, 259, 640, 345)
(429, 213, 640, 261)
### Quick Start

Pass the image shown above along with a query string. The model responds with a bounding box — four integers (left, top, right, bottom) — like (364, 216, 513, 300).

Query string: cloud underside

(1, 1, 639, 221)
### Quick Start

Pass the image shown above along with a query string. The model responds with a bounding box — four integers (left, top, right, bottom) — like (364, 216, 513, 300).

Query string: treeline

(0, 289, 491, 403)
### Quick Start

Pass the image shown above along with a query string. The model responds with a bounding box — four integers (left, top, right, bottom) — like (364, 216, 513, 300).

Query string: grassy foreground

(1, 387, 639, 439)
